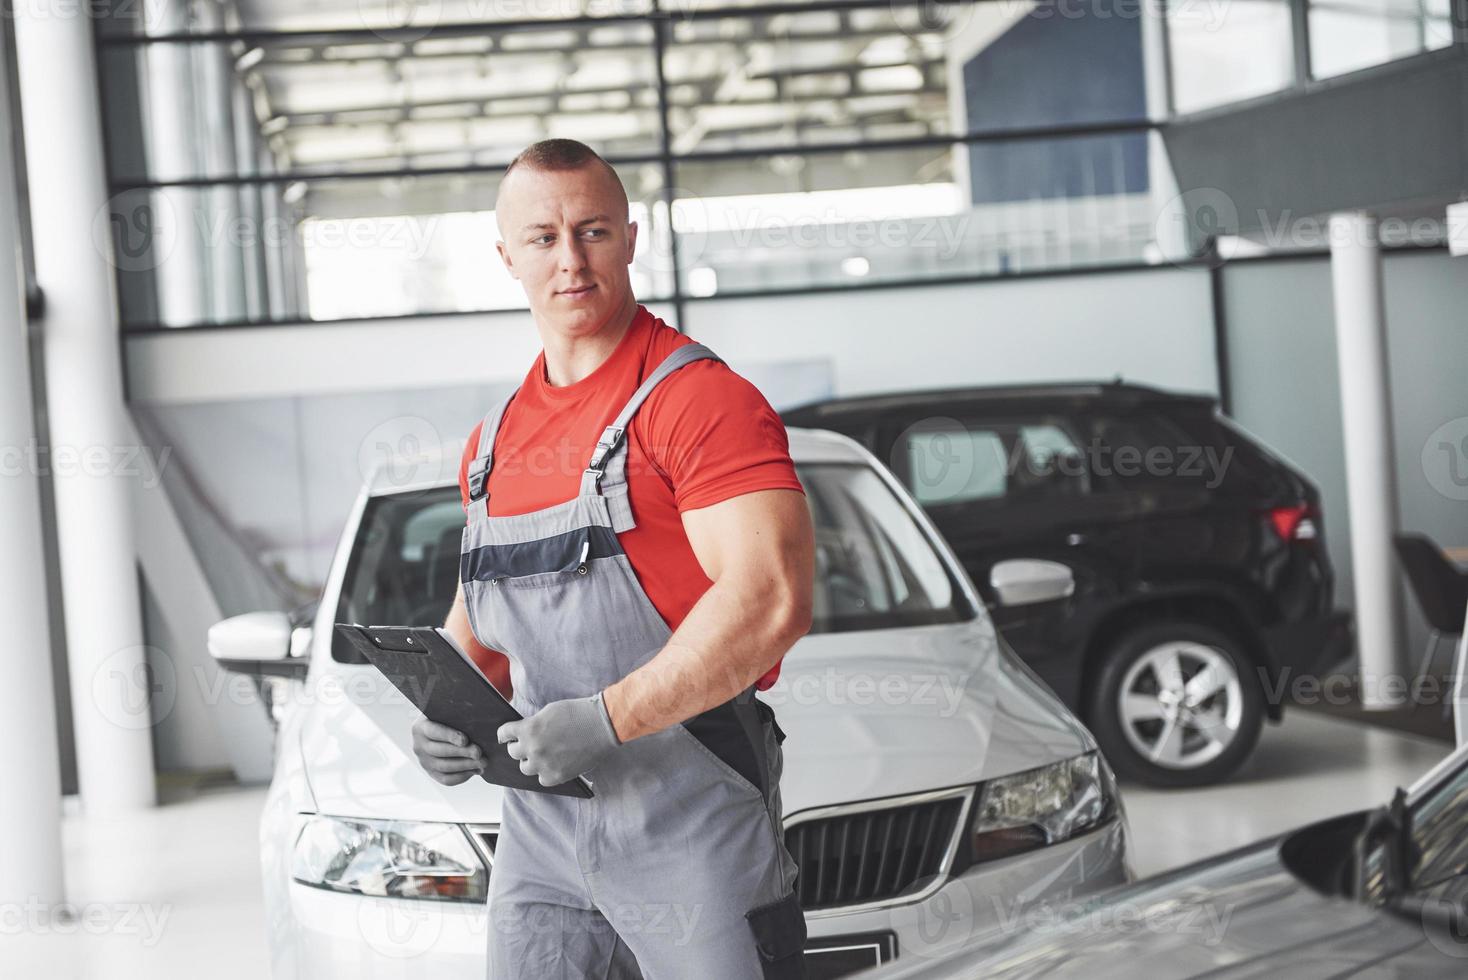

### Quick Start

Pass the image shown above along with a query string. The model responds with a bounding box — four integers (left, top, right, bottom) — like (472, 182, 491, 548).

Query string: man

(410, 138, 815, 979)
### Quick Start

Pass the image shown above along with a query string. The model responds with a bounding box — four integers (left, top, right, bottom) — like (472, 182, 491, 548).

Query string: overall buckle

(467, 455, 491, 500)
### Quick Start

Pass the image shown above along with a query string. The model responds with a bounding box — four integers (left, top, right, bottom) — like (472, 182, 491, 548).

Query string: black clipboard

(334, 624, 593, 798)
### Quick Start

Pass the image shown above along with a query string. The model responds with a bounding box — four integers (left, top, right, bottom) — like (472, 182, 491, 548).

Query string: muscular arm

(600, 488, 814, 743)
(444, 581, 514, 699)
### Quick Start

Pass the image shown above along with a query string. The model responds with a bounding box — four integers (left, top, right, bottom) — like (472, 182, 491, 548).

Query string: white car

(211, 427, 1133, 978)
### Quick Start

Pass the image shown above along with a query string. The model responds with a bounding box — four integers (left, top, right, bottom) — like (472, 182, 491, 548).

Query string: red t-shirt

(458, 304, 805, 691)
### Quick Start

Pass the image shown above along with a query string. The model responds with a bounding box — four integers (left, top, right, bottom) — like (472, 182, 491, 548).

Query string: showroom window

(1164, 0, 1461, 115)
(1166, 0, 1298, 113)
(94, 0, 1163, 330)
(1307, 0, 1455, 79)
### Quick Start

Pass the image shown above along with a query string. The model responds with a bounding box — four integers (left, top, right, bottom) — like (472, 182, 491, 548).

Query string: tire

(1087, 621, 1265, 788)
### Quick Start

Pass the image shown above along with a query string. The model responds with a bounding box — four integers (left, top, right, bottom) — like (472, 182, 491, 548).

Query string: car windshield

(333, 462, 972, 662)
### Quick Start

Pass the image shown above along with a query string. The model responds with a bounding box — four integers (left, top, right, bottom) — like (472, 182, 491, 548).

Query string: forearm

(602, 574, 809, 742)
(444, 586, 513, 698)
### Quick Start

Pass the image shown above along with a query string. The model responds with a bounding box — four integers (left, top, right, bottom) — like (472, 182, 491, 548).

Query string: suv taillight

(1267, 504, 1317, 542)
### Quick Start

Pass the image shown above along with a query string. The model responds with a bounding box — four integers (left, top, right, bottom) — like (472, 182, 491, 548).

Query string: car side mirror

(990, 559, 1075, 607)
(208, 612, 311, 679)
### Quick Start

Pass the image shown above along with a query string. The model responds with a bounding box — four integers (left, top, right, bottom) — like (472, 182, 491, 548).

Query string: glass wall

(95, 0, 1166, 329)
(1166, 0, 1297, 113)
(1308, 0, 1454, 78)
(1166, 0, 1460, 115)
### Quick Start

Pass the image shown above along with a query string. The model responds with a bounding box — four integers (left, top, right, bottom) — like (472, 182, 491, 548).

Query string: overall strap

(464, 387, 519, 516)
(579, 342, 724, 530)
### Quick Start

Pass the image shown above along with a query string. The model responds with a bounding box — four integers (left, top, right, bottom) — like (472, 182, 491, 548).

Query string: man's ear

(625, 220, 638, 264)
(496, 240, 518, 280)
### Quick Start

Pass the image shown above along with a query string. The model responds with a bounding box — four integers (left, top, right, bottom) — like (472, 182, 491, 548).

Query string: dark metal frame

(92, 0, 1172, 333)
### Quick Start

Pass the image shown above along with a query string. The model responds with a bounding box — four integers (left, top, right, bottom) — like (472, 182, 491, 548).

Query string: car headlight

(967, 752, 1117, 864)
(290, 814, 488, 902)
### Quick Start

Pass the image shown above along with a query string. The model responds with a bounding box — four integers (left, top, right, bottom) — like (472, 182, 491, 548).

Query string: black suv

(783, 382, 1352, 787)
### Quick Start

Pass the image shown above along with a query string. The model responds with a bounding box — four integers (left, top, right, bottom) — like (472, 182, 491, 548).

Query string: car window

(332, 465, 974, 661)
(903, 426, 1008, 505)
(798, 462, 973, 634)
(893, 415, 1089, 507)
(1084, 409, 1278, 496)
(334, 488, 465, 662)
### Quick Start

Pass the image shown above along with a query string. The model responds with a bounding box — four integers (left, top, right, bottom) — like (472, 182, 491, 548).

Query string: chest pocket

(462, 524, 624, 586)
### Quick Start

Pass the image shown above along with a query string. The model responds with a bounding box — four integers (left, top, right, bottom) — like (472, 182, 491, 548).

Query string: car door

(872, 408, 1136, 697)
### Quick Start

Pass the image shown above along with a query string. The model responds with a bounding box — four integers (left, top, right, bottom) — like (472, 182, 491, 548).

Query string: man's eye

(582, 228, 606, 239)
(532, 235, 554, 245)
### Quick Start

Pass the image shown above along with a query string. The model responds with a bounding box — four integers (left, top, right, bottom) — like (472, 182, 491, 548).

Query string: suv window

(1084, 409, 1279, 496)
(892, 415, 1089, 507)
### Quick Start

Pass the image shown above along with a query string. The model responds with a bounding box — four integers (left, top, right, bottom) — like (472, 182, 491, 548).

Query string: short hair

(504, 138, 617, 181)
(500, 139, 628, 220)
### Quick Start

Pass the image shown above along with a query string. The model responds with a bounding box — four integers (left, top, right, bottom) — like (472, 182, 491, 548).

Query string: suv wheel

(1088, 622, 1264, 788)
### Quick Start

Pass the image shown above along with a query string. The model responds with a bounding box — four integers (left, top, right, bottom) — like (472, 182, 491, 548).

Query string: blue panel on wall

(963, 0, 1149, 203)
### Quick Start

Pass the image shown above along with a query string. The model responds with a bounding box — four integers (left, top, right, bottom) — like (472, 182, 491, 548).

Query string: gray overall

(460, 342, 807, 979)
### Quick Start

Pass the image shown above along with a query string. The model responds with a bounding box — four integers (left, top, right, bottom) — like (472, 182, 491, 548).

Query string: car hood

(299, 616, 1096, 824)
(873, 833, 1459, 978)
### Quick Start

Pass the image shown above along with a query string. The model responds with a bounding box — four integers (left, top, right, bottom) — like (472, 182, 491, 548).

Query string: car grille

(784, 789, 972, 911)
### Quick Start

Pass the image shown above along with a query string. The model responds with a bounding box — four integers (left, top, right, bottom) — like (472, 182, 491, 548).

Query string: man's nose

(557, 234, 587, 273)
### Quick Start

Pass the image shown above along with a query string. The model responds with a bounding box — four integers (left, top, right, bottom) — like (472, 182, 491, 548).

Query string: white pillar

(0, 29, 65, 906)
(15, 5, 157, 808)
(1328, 211, 1406, 709)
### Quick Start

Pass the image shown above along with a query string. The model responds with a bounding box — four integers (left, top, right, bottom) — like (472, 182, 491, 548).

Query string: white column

(15, 5, 157, 808)
(0, 30, 65, 906)
(1328, 211, 1406, 709)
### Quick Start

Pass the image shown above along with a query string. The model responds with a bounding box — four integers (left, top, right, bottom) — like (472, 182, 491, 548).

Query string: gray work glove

(497, 692, 622, 786)
(411, 717, 485, 787)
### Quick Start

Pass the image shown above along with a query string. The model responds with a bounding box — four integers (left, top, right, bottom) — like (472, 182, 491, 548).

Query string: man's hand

(411, 717, 485, 786)
(496, 693, 622, 786)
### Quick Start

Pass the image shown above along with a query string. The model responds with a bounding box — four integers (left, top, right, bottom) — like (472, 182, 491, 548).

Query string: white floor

(7, 711, 1452, 978)
(1122, 709, 1450, 877)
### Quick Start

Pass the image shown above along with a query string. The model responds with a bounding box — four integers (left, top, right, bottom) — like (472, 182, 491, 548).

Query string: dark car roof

(781, 380, 1217, 424)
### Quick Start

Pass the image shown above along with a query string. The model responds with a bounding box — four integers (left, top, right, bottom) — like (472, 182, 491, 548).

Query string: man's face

(495, 163, 638, 338)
